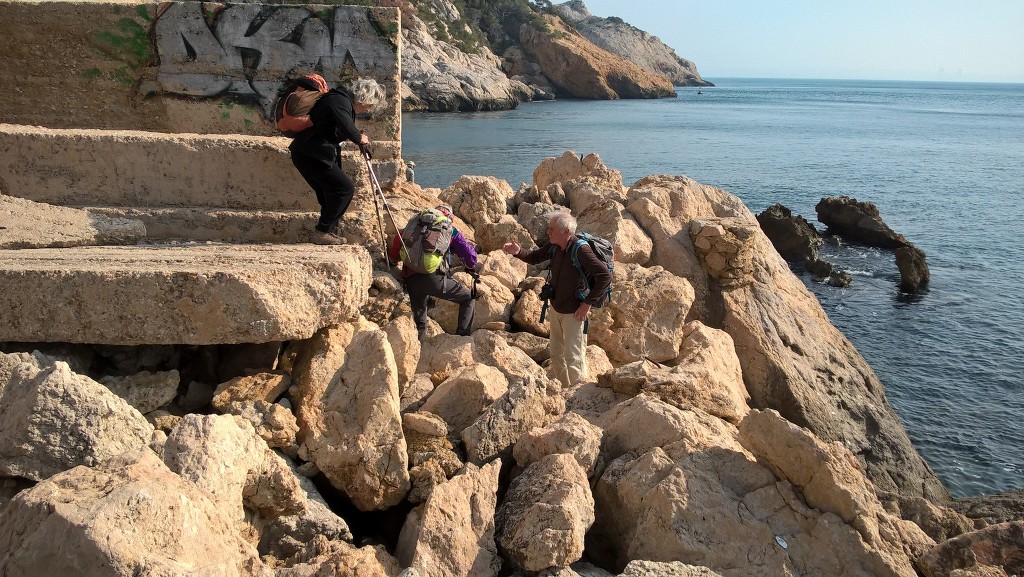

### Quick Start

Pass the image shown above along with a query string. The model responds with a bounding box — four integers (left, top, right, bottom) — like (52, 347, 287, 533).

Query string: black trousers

(405, 273, 475, 341)
(291, 153, 355, 233)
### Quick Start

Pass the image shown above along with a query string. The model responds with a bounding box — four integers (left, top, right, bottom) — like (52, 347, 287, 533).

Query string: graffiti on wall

(154, 3, 398, 120)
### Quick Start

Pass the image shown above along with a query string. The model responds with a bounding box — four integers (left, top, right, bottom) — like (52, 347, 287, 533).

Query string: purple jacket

(389, 227, 477, 277)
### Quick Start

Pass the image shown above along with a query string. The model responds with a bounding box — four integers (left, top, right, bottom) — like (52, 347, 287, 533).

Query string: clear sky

(576, 0, 1024, 83)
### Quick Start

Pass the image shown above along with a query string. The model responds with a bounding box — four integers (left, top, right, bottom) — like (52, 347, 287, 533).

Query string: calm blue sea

(402, 78, 1024, 498)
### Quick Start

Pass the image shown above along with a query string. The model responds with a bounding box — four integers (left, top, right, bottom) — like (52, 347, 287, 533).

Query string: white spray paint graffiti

(154, 3, 397, 119)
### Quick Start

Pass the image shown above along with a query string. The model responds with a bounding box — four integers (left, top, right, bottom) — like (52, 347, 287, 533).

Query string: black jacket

(288, 88, 363, 166)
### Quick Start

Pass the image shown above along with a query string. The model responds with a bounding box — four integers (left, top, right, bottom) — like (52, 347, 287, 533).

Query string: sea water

(402, 78, 1024, 498)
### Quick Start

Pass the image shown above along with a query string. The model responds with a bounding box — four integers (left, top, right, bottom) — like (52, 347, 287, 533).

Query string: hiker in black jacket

(289, 76, 385, 245)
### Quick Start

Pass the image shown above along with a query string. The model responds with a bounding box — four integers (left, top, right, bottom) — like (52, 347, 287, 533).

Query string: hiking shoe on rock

(311, 230, 346, 245)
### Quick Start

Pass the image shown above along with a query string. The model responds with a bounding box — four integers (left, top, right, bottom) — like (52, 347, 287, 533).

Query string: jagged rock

(0, 244, 372, 345)
(404, 417, 464, 504)
(590, 397, 925, 576)
(223, 400, 300, 455)
(598, 321, 749, 424)
(419, 363, 509, 437)
(476, 214, 536, 254)
(895, 245, 930, 293)
(462, 373, 565, 466)
(478, 250, 529, 292)
(0, 449, 270, 576)
(952, 490, 1024, 528)
(210, 371, 290, 412)
(162, 414, 305, 528)
(563, 383, 627, 424)
(756, 203, 824, 263)
(471, 330, 550, 384)
(588, 263, 695, 364)
(816, 195, 912, 249)
(585, 345, 614, 381)
(506, 329, 551, 362)
(416, 334, 476, 381)
(495, 453, 595, 572)
(385, 313, 421, 387)
(396, 460, 503, 577)
(517, 201, 563, 243)
(916, 521, 1024, 577)
(512, 277, 550, 337)
(0, 359, 152, 481)
(440, 175, 515, 230)
(0, 195, 145, 249)
(291, 320, 410, 511)
(255, 460, 353, 563)
(689, 218, 758, 287)
(276, 535, 400, 576)
(577, 199, 653, 265)
(400, 373, 436, 412)
(99, 369, 179, 414)
(533, 151, 623, 192)
(401, 3, 532, 111)
(553, 1, 711, 87)
(620, 561, 724, 577)
(879, 493, 975, 542)
(512, 412, 603, 477)
(518, 14, 675, 100)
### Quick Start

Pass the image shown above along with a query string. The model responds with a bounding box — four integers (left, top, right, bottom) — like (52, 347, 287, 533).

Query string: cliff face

(400, 0, 694, 110)
(517, 14, 676, 100)
(554, 0, 713, 87)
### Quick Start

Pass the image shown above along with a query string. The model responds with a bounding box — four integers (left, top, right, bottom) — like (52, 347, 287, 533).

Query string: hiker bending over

(286, 74, 385, 245)
(389, 204, 479, 341)
(502, 211, 611, 388)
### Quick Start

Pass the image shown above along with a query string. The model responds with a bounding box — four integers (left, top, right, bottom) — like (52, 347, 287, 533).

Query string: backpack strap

(568, 237, 590, 292)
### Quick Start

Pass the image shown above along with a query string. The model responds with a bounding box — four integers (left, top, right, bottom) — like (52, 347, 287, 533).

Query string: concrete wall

(0, 1, 401, 141)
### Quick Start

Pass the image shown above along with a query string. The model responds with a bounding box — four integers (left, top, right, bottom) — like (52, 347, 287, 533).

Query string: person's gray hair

(349, 77, 386, 108)
(549, 210, 577, 235)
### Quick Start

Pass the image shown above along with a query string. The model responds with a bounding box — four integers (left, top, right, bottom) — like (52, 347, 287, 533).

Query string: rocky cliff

(554, 0, 713, 87)
(400, 0, 700, 110)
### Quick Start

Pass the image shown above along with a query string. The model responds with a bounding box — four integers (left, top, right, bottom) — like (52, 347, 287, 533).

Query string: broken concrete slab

(0, 244, 372, 345)
(0, 195, 145, 249)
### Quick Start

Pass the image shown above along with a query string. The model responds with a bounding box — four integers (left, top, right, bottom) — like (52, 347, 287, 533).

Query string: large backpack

(568, 232, 614, 307)
(399, 209, 455, 274)
(274, 87, 322, 137)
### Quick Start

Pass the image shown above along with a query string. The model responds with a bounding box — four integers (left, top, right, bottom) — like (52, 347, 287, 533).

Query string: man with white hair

(502, 211, 611, 388)
(288, 75, 386, 245)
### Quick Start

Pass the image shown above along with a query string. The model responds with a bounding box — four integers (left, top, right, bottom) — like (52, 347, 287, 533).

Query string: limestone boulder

(952, 490, 1024, 528)
(471, 330, 549, 384)
(598, 322, 749, 424)
(162, 414, 305, 527)
(0, 244, 372, 345)
(291, 320, 410, 510)
(440, 175, 515, 230)
(756, 203, 823, 263)
(512, 412, 603, 477)
(533, 151, 623, 191)
(416, 334, 475, 381)
(223, 400, 300, 455)
(476, 214, 535, 254)
(563, 382, 628, 424)
(0, 360, 152, 481)
(564, 181, 627, 215)
(506, 330, 551, 363)
(517, 201, 563, 242)
(400, 373, 436, 412)
(576, 199, 652, 265)
(624, 175, 751, 318)
(419, 363, 509, 437)
(0, 195, 145, 249)
(496, 453, 595, 573)
(384, 314, 421, 387)
(276, 536, 400, 576)
(396, 461, 503, 577)
(99, 369, 179, 414)
(211, 371, 290, 412)
(0, 449, 270, 576)
(462, 374, 565, 466)
(588, 263, 694, 364)
(916, 521, 1024, 577)
(620, 561, 723, 577)
(403, 412, 464, 504)
(895, 245, 930, 293)
(477, 250, 529, 292)
(512, 277, 549, 337)
(815, 195, 911, 249)
(719, 222, 948, 501)
(255, 460, 353, 563)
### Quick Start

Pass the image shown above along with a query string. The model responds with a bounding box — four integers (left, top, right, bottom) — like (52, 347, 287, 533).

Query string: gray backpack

(399, 208, 454, 274)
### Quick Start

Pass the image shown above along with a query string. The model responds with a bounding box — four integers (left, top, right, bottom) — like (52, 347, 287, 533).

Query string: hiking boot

(311, 229, 346, 245)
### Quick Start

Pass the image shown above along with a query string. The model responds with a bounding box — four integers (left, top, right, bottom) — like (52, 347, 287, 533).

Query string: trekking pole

(360, 144, 409, 263)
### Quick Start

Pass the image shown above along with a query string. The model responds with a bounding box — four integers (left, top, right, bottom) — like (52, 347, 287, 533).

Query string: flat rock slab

(0, 244, 372, 345)
(0, 195, 145, 249)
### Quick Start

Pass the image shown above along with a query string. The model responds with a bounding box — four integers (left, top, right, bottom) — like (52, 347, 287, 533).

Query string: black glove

(359, 143, 372, 160)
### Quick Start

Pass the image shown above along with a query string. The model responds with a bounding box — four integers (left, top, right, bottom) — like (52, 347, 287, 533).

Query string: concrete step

(0, 244, 372, 345)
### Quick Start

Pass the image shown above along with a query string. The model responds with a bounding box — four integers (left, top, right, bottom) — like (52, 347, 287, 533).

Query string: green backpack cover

(399, 209, 454, 274)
